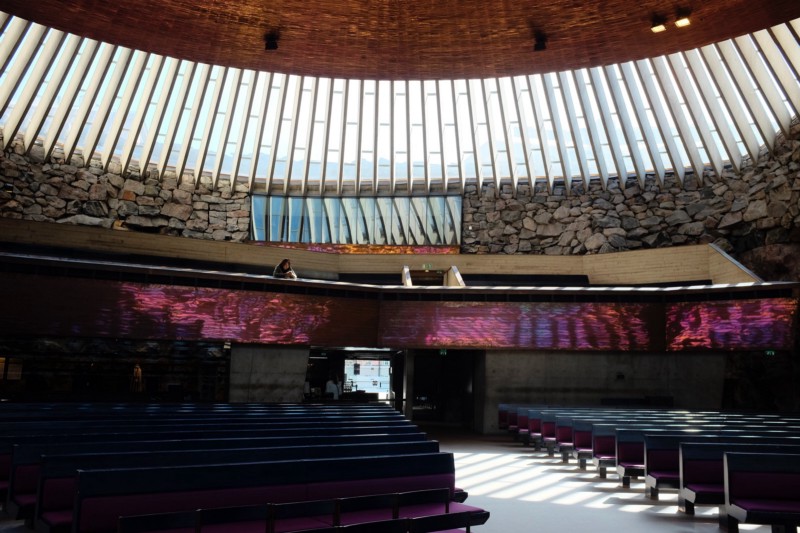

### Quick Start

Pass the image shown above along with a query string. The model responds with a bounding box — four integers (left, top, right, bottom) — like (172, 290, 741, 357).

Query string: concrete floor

(1, 426, 792, 533)
(424, 424, 788, 533)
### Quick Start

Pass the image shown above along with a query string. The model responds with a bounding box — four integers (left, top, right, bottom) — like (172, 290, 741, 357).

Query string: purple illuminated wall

(1, 274, 378, 346)
(378, 300, 661, 350)
(666, 298, 797, 351)
(2, 273, 796, 351)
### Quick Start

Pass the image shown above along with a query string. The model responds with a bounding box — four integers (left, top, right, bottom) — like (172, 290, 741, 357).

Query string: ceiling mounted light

(675, 9, 691, 28)
(533, 31, 548, 52)
(651, 15, 667, 33)
(264, 29, 280, 51)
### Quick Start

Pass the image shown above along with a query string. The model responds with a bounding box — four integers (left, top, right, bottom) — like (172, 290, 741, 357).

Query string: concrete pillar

(229, 345, 309, 402)
(403, 350, 415, 419)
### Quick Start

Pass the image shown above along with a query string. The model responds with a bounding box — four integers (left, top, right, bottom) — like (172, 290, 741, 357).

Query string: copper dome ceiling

(3, 0, 800, 80)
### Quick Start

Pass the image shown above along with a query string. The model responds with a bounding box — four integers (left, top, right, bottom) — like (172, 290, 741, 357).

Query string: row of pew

(498, 403, 800, 532)
(0, 402, 490, 533)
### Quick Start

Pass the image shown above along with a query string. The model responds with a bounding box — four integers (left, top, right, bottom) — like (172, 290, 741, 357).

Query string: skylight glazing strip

(557, 71, 593, 185)
(136, 57, 179, 175)
(454, 79, 478, 188)
(120, 55, 166, 175)
(173, 63, 210, 180)
(736, 34, 792, 137)
(3, 28, 66, 146)
(191, 65, 227, 184)
(752, 29, 798, 125)
(1, 12, 800, 197)
(572, 69, 612, 186)
(80, 47, 134, 167)
(668, 52, 724, 178)
(604, 65, 648, 182)
(0, 23, 45, 120)
(634, 59, 686, 182)
(701, 45, 761, 164)
(716, 40, 776, 154)
(228, 69, 258, 186)
(21, 33, 81, 152)
(619, 62, 666, 180)
(542, 73, 570, 182)
(768, 24, 800, 114)
(485, 78, 513, 187)
(508, 77, 535, 186)
(588, 67, 627, 180)
(98, 50, 148, 170)
(650, 55, 705, 180)
(683, 49, 742, 171)
(209, 67, 242, 188)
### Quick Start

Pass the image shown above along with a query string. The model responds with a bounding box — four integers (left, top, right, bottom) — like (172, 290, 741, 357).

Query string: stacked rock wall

(462, 122, 800, 260)
(1, 124, 800, 271)
(0, 141, 250, 242)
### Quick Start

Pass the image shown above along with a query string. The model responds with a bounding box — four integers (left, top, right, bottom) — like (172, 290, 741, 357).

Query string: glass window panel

(251, 195, 266, 240)
(324, 197, 342, 244)
(375, 197, 393, 245)
(392, 197, 409, 245)
(409, 197, 428, 245)
(268, 196, 286, 241)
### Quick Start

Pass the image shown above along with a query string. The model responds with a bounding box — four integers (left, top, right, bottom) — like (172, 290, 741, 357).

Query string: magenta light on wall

(2, 275, 378, 346)
(378, 300, 659, 350)
(666, 298, 798, 351)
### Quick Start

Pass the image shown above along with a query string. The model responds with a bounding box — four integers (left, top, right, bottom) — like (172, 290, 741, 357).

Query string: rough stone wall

(2, 124, 800, 269)
(0, 140, 250, 242)
(462, 122, 800, 270)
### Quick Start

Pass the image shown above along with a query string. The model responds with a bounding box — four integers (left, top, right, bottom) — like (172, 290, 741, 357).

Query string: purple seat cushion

(684, 483, 723, 495)
(648, 471, 678, 481)
(41, 509, 74, 528)
(732, 499, 800, 513)
(12, 492, 36, 508)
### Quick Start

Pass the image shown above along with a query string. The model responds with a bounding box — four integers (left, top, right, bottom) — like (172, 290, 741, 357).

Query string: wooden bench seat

(724, 452, 800, 532)
(8, 440, 439, 525)
(678, 442, 800, 516)
(645, 433, 800, 502)
(62, 452, 479, 533)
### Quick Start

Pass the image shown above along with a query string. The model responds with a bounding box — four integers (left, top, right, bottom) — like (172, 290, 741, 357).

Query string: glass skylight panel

(1, 11, 800, 196)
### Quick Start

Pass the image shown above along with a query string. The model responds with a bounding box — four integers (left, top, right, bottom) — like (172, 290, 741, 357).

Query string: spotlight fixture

(651, 14, 667, 33)
(533, 31, 547, 52)
(264, 29, 280, 51)
(675, 8, 691, 28)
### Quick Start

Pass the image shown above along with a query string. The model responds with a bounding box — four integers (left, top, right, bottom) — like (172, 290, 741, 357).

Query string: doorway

(409, 348, 481, 429)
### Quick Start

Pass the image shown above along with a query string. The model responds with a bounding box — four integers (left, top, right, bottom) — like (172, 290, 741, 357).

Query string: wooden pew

(724, 452, 800, 532)
(8, 440, 439, 525)
(645, 432, 800, 501)
(678, 442, 800, 517)
(65, 453, 487, 533)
